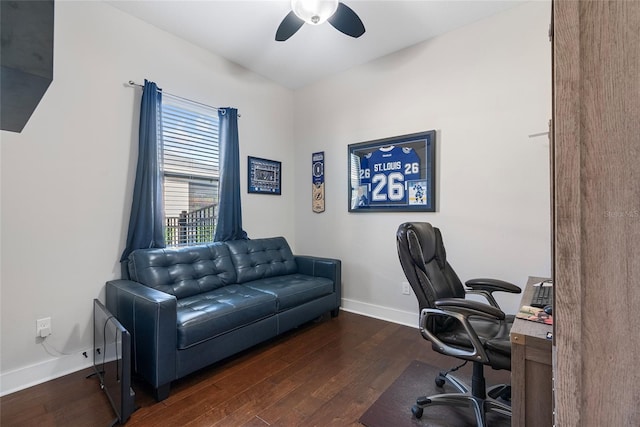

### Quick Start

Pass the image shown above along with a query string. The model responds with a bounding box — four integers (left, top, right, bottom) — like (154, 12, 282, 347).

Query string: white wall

(292, 1, 552, 325)
(0, 1, 295, 395)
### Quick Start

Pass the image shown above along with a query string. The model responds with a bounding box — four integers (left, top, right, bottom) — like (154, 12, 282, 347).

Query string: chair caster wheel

(411, 405, 424, 419)
(435, 374, 446, 388)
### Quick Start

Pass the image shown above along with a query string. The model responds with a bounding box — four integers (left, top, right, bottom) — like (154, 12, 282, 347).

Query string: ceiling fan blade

(328, 2, 365, 38)
(276, 11, 304, 41)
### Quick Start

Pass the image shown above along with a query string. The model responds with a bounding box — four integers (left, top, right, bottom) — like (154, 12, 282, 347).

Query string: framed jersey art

(348, 131, 436, 212)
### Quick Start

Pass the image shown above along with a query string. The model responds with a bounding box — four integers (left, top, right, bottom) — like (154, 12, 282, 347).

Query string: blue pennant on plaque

(312, 152, 325, 213)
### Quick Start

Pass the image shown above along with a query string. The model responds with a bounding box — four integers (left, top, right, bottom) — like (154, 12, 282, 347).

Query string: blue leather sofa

(105, 237, 341, 401)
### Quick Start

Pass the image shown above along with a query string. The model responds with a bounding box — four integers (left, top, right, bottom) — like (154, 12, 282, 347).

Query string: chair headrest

(399, 222, 436, 264)
(398, 222, 449, 270)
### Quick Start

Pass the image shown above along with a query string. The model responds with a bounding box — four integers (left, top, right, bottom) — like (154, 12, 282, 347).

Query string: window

(161, 94, 219, 246)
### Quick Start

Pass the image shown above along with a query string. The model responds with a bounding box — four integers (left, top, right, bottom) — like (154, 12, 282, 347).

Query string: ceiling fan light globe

(291, 0, 339, 25)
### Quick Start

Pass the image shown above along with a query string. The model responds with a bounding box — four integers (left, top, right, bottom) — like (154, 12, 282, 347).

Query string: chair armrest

(465, 278, 521, 309)
(465, 278, 521, 293)
(420, 297, 507, 364)
(105, 279, 177, 389)
(295, 256, 342, 308)
(435, 298, 506, 320)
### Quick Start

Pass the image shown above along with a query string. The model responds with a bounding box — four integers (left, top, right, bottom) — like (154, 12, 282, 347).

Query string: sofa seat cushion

(176, 285, 277, 349)
(243, 274, 334, 311)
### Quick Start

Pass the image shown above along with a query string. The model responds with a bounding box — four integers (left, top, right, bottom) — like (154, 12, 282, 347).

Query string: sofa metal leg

(154, 383, 171, 402)
(331, 308, 340, 317)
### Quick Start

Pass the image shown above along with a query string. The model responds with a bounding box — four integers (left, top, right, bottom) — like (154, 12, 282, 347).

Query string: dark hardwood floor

(0, 311, 509, 427)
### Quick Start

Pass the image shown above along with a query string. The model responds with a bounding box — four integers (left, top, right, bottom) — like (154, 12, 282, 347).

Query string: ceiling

(106, 0, 523, 89)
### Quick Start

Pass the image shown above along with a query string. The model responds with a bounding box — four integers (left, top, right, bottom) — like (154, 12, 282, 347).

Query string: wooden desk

(510, 276, 553, 427)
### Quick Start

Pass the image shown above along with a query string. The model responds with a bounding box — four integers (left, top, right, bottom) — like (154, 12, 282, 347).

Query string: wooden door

(553, 1, 640, 425)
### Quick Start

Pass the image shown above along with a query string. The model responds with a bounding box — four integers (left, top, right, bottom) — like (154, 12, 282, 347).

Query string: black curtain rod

(127, 80, 240, 116)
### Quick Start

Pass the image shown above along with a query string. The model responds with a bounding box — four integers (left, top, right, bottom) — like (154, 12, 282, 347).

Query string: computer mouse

(543, 305, 553, 316)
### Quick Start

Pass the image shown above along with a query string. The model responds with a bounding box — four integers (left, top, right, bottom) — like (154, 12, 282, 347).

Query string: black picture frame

(248, 156, 281, 195)
(348, 130, 436, 212)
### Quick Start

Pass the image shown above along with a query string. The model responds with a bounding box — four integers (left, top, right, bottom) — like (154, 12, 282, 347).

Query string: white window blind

(161, 94, 219, 246)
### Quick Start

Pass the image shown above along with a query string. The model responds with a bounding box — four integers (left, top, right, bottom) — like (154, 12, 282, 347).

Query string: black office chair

(396, 222, 521, 426)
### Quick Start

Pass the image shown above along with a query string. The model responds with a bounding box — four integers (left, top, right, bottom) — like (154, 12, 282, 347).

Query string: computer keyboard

(530, 282, 553, 308)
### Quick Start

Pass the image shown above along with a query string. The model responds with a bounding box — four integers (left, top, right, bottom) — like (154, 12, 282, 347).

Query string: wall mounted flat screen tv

(93, 299, 136, 425)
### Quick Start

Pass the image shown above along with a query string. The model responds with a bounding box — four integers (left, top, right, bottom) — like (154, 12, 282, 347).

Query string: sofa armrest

(105, 279, 177, 391)
(295, 256, 342, 308)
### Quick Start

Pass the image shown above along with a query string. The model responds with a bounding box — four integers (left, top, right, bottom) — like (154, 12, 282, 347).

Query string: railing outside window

(166, 204, 216, 246)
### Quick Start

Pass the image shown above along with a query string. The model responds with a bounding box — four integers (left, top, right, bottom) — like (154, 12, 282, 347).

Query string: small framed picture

(348, 130, 436, 212)
(248, 156, 281, 195)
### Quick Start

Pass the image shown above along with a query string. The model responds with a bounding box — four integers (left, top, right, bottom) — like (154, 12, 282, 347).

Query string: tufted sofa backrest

(128, 242, 237, 299)
(226, 237, 298, 284)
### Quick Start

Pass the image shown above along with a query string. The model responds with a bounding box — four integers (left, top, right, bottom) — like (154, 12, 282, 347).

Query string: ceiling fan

(276, 0, 365, 42)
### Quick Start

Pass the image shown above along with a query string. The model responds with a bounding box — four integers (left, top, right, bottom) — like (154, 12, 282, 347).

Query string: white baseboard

(340, 298, 419, 329)
(0, 347, 93, 397)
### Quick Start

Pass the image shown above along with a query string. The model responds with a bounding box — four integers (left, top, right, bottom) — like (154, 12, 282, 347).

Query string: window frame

(160, 95, 220, 247)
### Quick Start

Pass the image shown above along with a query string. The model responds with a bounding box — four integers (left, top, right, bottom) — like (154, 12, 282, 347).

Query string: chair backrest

(396, 222, 466, 312)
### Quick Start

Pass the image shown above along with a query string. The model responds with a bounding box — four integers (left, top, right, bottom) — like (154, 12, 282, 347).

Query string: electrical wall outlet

(402, 282, 411, 295)
(36, 317, 51, 338)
